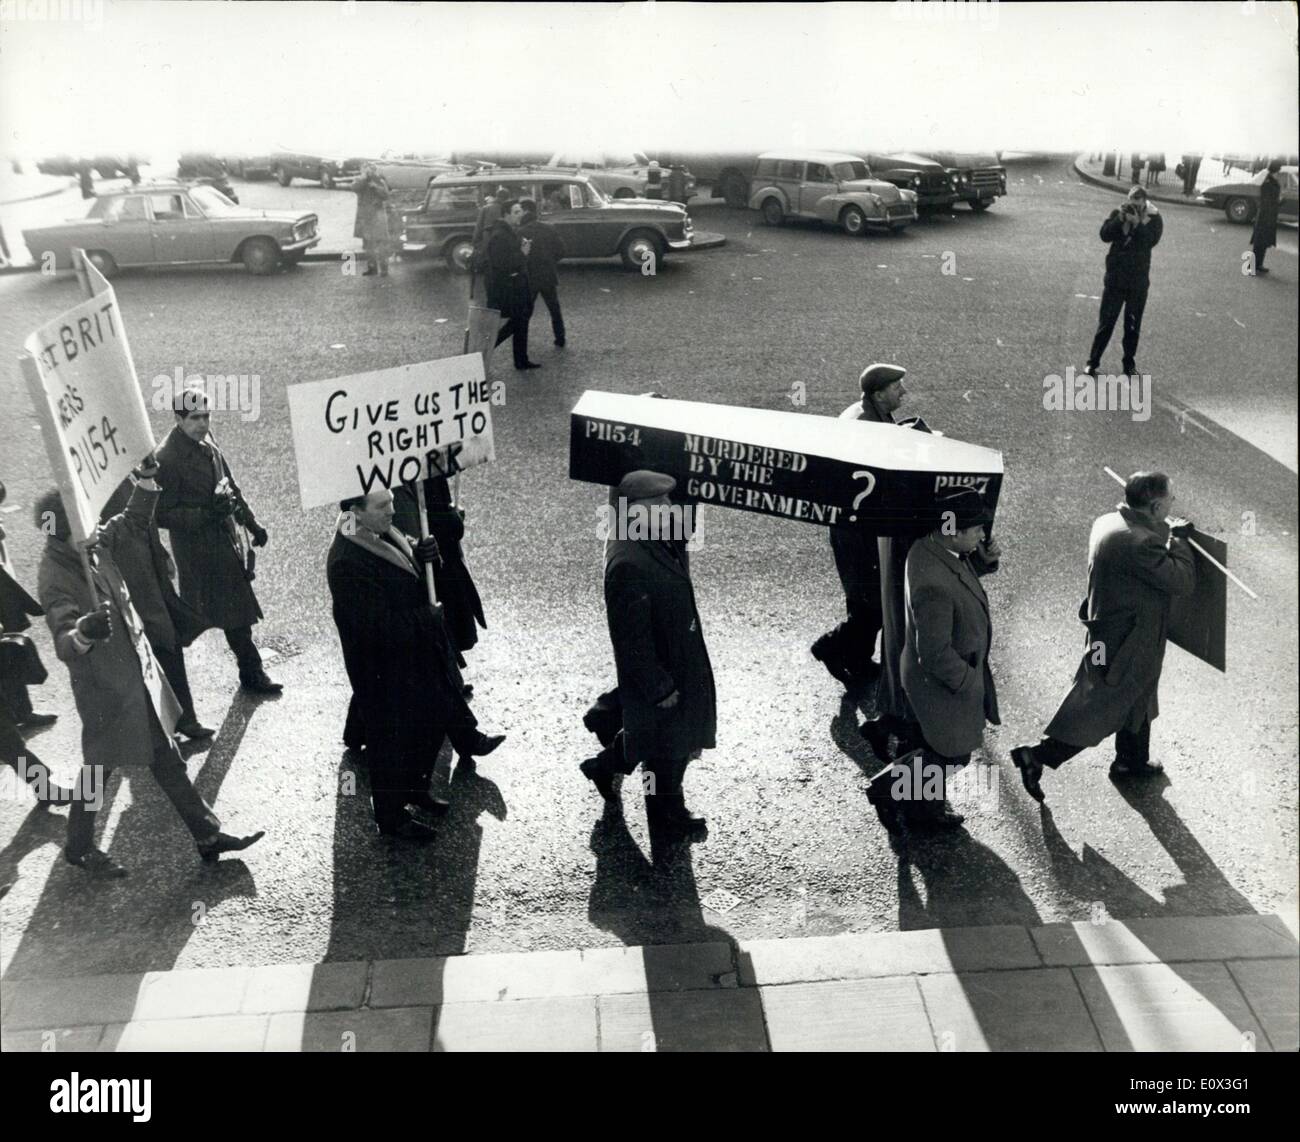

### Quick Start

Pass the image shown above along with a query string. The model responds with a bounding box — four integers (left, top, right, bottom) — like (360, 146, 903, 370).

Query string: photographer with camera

(1085, 186, 1163, 378)
(156, 386, 281, 696)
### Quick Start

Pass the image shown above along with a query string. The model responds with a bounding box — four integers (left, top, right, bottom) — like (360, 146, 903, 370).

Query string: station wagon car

(857, 151, 958, 208)
(1198, 166, 1299, 224)
(23, 182, 320, 277)
(747, 151, 919, 234)
(401, 169, 702, 271)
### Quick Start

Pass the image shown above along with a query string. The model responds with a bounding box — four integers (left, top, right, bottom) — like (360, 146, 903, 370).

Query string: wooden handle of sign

(77, 541, 99, 603)
(71, 247, 93, 299)
(1102, 466, 1257, 600)
(414, 478, 439, 607)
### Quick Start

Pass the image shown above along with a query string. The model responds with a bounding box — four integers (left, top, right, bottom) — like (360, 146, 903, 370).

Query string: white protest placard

(20, 261, 155, 543)
(286, 354, 495, 509)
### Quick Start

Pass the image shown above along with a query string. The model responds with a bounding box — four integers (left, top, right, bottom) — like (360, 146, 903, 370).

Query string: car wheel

(1225, 196, 1254, 224)
(620, 230, 664, 271)
(613, 188, 635, 200)
(319, 167, 335, 190)
(86, 250, 118, 279)
(969, 198, 991, 212)
(241, 237, 281, 275)
(444, 237, 475, 273)
(840, 205, 867, 235)
(761, 197, 784, 226)
(274, 165, 291, 188)
(720, 172, 748, 208)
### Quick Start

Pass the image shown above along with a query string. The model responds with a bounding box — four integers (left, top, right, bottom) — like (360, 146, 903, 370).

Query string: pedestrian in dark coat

(155, 387, 280, 694)
(327, 488, 504, 839)
(812, 363, 906, 691)
(595, 470, 716, 842)
(34, 487, 262, 878)
(1085, 186, 1163, 376)
(1, 520, 56, 729)
(1129, 153, 1143, 185)
(1012, 472, 1195, 802)
(871, 490, 1000, 829)
(1145, 152, 1165, 187)
(352, 163, 393, 276)
(392, 475, 487, 658)
(666, 164, 689, 205)
(472, 186, 510, 274)
(519, 199, 567, 348)
(486, 201, 539, 370)
(1251, 159, 1282, 274)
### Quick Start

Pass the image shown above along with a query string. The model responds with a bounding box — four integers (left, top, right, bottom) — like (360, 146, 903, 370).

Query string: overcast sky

(1, 1, 1296, 160)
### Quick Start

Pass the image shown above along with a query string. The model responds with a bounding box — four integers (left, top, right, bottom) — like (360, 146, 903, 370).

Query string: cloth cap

(936, 488, 993, 530)
(859, 362, 907, 394)
(617, 469, 676, 501)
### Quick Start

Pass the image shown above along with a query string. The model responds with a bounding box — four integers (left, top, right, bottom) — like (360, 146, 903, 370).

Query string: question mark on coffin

(849, 470, 876, 522)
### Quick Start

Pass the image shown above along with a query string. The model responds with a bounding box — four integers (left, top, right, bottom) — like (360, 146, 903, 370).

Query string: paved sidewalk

(2, 913, 1295, 1051)
(1073, 153, 1242, 208)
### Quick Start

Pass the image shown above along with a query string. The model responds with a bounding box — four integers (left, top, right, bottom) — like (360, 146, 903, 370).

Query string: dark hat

(617, 469, 675, 501)
(936, 488, 993, 530)
(859, 362, 906, 394)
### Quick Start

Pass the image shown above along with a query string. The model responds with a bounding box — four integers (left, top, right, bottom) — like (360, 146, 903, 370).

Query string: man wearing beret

(811, 362, 909, 690)
(871, 489, 1001, 829)
(1011, 471, 1195, 801)
(588, 470, 716, 844)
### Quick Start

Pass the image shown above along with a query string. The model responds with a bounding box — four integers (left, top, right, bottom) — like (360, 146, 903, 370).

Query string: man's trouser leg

(343, 694, 365, 750)
(0, 675, 33, 722)
(538, 284, 565, 344)
(225, 626, 263, 681)
(368, 746, 411, 832)
(1088, 284, 1125, 369)
(1253, 243, 1267, 272)
(1120, 285, 1148, 373)
(1115, 717, 1151, 766)
(65, 765, 104, 859)
(642, 756, 687, 799)
(511, 307, 531, 367)
(1027, 736, 1084, 770)
(152, 642, 196, 721)
(442, 686, 481, 758)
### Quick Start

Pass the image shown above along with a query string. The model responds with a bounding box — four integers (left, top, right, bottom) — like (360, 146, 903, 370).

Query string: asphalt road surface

(0, 157, 1295, 979)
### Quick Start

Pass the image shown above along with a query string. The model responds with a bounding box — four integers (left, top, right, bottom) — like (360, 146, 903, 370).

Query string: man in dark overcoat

(594, 470, 716, 842)
(352, 163, 393, 276)
(811, 363, 908, 690)
(35, 486, 263, 878)
(519, 198, 567, 348)
(486, 200, 539, 370)
(155, 387, 280, 695)
(100, 466, 213, 738)
(1012, 471, 1195, 801)
(872, 489, 1000, 830)
(327, 488, 504, 840)
(1085, 186, 1163, 377)
(1251, 159, 1282, 275)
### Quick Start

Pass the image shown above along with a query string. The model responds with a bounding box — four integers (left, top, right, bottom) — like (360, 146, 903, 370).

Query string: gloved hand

(76, 604, 112, 642)
(413, 536, 443, 567)
(133, 453, 160, 481)
(1168, 517, 1195, 539)
(249, 525, 268, 548)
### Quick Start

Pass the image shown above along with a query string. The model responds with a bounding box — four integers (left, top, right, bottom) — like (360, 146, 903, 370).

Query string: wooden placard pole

(71, 246, 93, 300)
(414, 476, 439, 607)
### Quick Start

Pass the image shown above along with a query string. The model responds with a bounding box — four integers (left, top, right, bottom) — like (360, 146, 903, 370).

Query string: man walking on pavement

(486, 200, 540, 371)
(519, 198, 566, 349)
(1250, 159, 1282, 276)
(811, 363, 908, 690)
(1085, 186, 1162, 378)
(586, 470, 715, 847)
(156, 387, 281, 696)
(869, 489, 1001, 830)
(1011, 472, 1195, 802)
(35, 485, 264, 879)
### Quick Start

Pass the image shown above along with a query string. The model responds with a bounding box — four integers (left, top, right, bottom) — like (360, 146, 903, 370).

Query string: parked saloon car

(23, 182, 320, 277)
(267, 149, 364, 188)
(544, 151, 694, 200)
(402, 168, 699, 271)
(656, 152, 761, 207)
(858, 151, 958, 208)
(369, 151, 471, 191)
(747, 150, 919, 234)
(1198, 165, 1299, 224)
(919, 151, 1007, 210)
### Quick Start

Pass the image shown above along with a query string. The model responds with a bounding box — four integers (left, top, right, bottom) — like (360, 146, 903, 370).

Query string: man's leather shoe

(579, 756, 616, 801)
(905, 803, 965, 830)
(1011, 746, 1046, 802)
(175, 717, 216, 740)
(555, 339, 566, 348)
(378, 813, 437, 842)
(66, 848, 127, 878)
(1254, 267, 1270, 275)
(198, 830, 265, 863)
(1109, 758, 1164, 779)
(810, 638, 856, 688)
(461, 731, 505, 759)
(515, 361, 542, 371)
(859, 718, 894, 764)
(18, 711, 58, 728)
(462, 683, 474, 699)
(646, 795, 707, 841)
(240, 673, 283, 696)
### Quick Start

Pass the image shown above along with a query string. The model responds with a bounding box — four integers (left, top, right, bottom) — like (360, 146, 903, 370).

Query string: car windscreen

(189, 185, 240, 213)
(424, 184, 484, 216)
(831, 161, 871, 181)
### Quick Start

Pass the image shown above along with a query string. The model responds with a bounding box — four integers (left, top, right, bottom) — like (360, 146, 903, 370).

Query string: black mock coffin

(569, 392, 1004, 535)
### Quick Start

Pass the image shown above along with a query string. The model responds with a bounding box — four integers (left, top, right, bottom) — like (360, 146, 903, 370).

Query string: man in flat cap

(588, 470, 716, 844)
(1011, 471, 1194, 801)
(870, 488, 1001, 829)
(811, 363, 909, 690)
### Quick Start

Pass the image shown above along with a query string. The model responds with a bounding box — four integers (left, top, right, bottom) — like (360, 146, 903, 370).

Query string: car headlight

(911, 175, 921, 187)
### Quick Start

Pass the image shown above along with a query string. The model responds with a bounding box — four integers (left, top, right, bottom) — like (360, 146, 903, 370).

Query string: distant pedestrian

(1145, 152, 1165, 187)
(1011, 471, 1195, 802)
(1085, 186, 1162, 377)
(1179, 153, 1202, 196)
(518, 198, 566, 349)
(472, 186, 510, 287)
(77, 160, 94, 199)
(666, 163, 689, 205)
(1250, 159, 1282, 276)
(352, 163, 393, 276)
(1129, 153, 1143, 185)
(486, 199, 540, 370)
